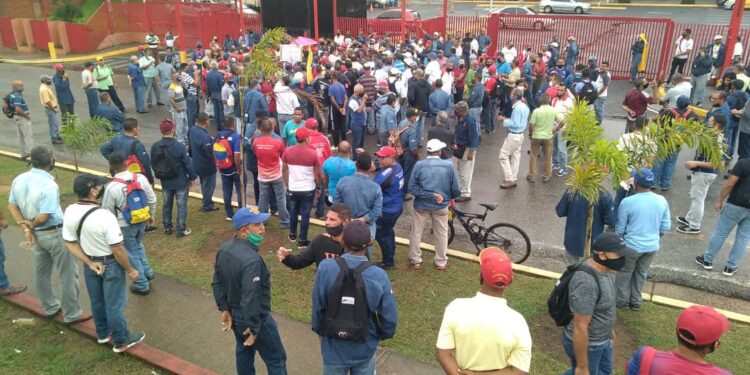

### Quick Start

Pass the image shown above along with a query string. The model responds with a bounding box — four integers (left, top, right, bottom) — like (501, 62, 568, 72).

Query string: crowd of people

(0, 26, 746, 375)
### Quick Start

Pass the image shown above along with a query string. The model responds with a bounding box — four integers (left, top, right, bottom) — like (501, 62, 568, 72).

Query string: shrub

(51, 0, 83, 22)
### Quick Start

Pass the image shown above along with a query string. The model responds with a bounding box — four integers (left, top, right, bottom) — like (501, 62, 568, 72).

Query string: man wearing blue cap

(212, 208, 288, 374)
(615, 168, 671, 311)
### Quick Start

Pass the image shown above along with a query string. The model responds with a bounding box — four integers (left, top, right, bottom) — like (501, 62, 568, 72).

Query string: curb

(2, 150, 748, 325)
(1, 293, 218, 375)
(0, 46, 141, 65)
(443, 0, 718, 8)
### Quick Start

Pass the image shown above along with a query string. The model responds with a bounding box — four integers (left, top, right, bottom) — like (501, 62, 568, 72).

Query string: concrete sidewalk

(0, 226, 440, 375)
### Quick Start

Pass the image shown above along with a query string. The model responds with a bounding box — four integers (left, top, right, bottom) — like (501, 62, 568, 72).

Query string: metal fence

(672, 23, 750, 77)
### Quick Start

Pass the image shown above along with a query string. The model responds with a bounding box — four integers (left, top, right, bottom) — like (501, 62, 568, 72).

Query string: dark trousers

(85, 88, 99, 118)
(329, 106, 346, 146)
(230, 312, 287, 375)
(739, 131, 750, 160)
(376, 209, 402, 266)
(289, 190, 315, 241)
(668, 57, 688, 82)
(454, 87, 464, 104)
(400, 154, 417, 196)
(186, 94, 199, 128)
(212, 97, 224, 131)
(101, 86, 125, 112)
(725, 124, 739, 160)
(199, 173, 217, 210)
(221, 173, 243, 218)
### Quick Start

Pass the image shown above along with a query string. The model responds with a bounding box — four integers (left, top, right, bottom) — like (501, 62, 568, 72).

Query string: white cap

(404, 51, 413, 58)
(404, 57, 415, 67)
(389, 68, 400, 75)
(426, 139, 447, 152)
(714, 35, 723, 40)
(551, 42, 559, 48)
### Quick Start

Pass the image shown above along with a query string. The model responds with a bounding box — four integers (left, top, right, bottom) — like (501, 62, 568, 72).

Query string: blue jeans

(187, 94, 199, 128)
(562, 333, 613, 375)
(351, 124, 365, 150)
(376, 210, 402, 266)
(469, 107, 482, 137)
(200, 173, 217, 210)
(630, 53, 641, 82)
(120, 223, 153, 291)
(231, 312, 287, 375)
(45, 108, 60, 141)
(725, 124, 739, 160)
(652, 151, 679, 189)
(594, 96, 606, 125)
(85, 88, 100, 119)
(289, 190, 315, 241)
(84, 258, 130, 344)
(221, 173, 243, 218)
(315, 193, 326, 219)
(162, 189, 188, 233)
(172, 110, 188, 145)
(0, 232, 8, 288)
(323, 354, 376, 375)
(132, 84, 146, 112)
(259, 178, 289, 227)
(553, 132, 568, 169)
(415, 114, 425, 145)
(161, 82, 172, 111)
(212, 97, 224, 130)
(704, 202, 750, 270)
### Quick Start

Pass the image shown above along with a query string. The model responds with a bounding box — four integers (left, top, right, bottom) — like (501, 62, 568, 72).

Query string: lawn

(0, 301, 158, 374)
(1, 155, 748, 374)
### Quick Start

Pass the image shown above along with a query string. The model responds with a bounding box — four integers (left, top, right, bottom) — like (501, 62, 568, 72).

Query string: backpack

(625, 346, 658, 375)
(322, 258, 373, 342)
(576, 81, 598, 105)
(125, 140, 146, 175)
(492, 78, 504, 99)
(388, 126, 410, 156)
(2, 93, 16, 119)
(76, 207, 101, 240)
(547, 263, 601, 327)
(213, 135, 235, 170)
(152, 142, 178, 180)
(667, 108, 692, 120)
(112, 174, 151, 224)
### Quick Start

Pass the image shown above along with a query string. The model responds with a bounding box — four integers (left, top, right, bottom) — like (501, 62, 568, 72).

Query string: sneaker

(288, 233, 297, 242)
(552, 165, 560, 171)
(695, 256, 713, 270)
(225, 217, 233, 221)
(375, 262, 394, 270)
(164, 228, 173, 235)
(297, 240, 311, 248)
(144, 225, 158, 233)
(146, 274, 155, 281)
(629, 304, 640, 312)
(676, 216, 689, 226)
(556, 169, 568, 177)
(97, 336, 111, 344)
(113, 332, 146, 353)
(176, 229, 192, 238)
(723, 266, 738, 277)
(434, 263, 449, 271)
(676, 225, 701, 234)
(0, 285, 27, 296)
(129, 285, 150, 296)
(408, 261, 422, 270)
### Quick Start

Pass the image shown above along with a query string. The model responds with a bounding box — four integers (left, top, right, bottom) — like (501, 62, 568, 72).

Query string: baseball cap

(714, 35, 723, 40)
(676, 95, 690, 110)
(232, 207, 270, 230)
(479, 247, 513, 289)
(73, 173, 109, 198)
(305, 118, 318, 129)
(428, 52, 437, 59)
(631, 167, 655, 187)
(426, 139, 447, 152)
(550, 42, 559, 48)
(159, 119, 176, 133)
(591, 232, 637, 256)
(40, 74, 51, 82)
(375, 146, 397, 158)
(377, 81, 388, 88)
(54, 63, 64, 71)
(488, 65, 497, 73)
(295, 126, 311, 142)
(342, 221, 371, 250)
(677, 305, 730, 345)
(96, 55, 104, 61)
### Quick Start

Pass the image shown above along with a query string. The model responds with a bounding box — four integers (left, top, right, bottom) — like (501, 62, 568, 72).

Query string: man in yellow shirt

(39, 75, 63, 144)
(436, 247, 532, 374)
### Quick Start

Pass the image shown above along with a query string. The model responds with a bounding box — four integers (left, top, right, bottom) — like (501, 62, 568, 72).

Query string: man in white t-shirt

(594, 61, 611, 125)
(436, 247, 532, 374)
(62, 173, 145, 354)
(552, 85, 574, 176)
(668, 29, 694, 82)
(81, 61, 99, 118)
(734, 36, 744, 62)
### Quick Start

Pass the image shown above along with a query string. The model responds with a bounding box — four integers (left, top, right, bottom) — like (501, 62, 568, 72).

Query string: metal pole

(723, 0, 745, 75)
(174, 0, 187, 62)
(442, 0, 448, 35)
(333, 0, 338, 33)
(313, 0, 319, 39)
(401, 0, 406, 44)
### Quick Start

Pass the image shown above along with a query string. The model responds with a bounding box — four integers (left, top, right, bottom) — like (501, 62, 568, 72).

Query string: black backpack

(492, 78, 504, 99)
(322, 258, 373, 342)
(152, 142, 178, 180)
(576, 81, 598, 105)
(2, 93, 16, 119)
(547, 263, 601, 327)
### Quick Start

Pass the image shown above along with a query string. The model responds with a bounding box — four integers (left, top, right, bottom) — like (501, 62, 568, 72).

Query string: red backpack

(124, 140, 146, 175)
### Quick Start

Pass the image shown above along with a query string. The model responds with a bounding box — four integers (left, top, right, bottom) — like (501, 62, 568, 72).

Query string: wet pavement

(0, 63, 748, 300)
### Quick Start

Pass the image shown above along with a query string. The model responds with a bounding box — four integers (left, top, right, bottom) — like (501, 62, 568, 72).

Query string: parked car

(376, 9, 421, 20)
(716, 0, 728, 6)
(367, 0, 399, 9)
(539, 0, 592, 14)
(491, 6, 556, 30)
(724, 0, 750, 9)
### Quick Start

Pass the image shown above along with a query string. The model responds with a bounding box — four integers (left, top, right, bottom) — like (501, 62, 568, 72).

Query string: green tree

(564, 102, 725, 257)
(59, 114, 111, 172)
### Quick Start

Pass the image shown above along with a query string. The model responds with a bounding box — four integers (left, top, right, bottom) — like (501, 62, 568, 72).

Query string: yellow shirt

(39, 84, 58, 109)
(436, 292, 532, 372)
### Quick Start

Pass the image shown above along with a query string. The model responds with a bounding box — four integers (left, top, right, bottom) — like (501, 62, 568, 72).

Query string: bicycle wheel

(483, 223, 531, 264)
(448, 219, 455, 245)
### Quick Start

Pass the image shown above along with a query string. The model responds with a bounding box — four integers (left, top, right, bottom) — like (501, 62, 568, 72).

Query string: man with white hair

(126, 56, 147, 113)
(498, 88, 529, 189)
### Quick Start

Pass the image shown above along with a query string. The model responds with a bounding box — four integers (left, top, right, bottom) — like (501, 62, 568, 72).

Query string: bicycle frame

(449, 205, 490, 251)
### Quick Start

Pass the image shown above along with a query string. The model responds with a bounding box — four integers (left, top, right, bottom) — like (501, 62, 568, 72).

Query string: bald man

(322, 140, 356, 204)
(8, 80, 34, 159)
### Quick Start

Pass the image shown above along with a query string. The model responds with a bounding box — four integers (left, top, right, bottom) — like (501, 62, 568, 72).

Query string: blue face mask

(574, 72, 582, 79)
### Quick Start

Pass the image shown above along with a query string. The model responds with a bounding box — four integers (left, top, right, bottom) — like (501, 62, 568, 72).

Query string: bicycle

(447, 201, 531, 264)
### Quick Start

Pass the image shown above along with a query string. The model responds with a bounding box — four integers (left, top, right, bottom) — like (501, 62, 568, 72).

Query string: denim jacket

(333, 173, 383, 224)
(409, 157, 461, 211)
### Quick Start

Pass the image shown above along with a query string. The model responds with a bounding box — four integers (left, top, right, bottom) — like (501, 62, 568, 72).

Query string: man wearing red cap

(373, 146, 404, 270)
(482, 65, 498, 134)
(52, 64, 74, 118)
(626, 305, 730, 374)
(282, 126, 322, 247)
(436, 247, 531, 374)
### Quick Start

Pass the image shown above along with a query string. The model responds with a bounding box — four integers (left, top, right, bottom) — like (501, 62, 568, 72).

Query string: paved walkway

(0, 227, 440, 375)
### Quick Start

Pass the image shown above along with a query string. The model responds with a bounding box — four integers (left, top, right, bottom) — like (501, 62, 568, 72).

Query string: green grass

(48, 0, 105, 23)
(0, 301, 158, 374)
(1, 156, 749, 374)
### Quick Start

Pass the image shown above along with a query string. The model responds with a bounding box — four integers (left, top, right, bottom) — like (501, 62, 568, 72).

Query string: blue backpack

(112, 174, 151, 224)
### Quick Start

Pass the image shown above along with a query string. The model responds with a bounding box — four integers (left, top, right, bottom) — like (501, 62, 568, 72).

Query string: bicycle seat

(480, 203, 498, 211)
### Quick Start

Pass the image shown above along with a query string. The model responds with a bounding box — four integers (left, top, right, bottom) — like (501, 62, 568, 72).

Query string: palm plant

(59, 114, 111, 172)
(564, 102, 724, 257)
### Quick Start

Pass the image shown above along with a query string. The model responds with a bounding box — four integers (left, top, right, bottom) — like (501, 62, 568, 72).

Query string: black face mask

(325, 224, 344, 237)
(95, 185, 105, 200)
(593, 255, 626, 271)
(446, 68, 453, 72)
(713, 101, 723, 108)
(557, 65, 564, 69)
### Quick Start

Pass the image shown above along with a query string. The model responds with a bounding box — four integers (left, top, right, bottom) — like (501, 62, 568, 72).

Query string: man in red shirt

(622, 77, 655, 133)
(282, 127, 322, 247)
(305, 118, 332, 219)
(252, 118, 289, 228)
(482, 65, 498, 133)
(626, 305, 730, 375)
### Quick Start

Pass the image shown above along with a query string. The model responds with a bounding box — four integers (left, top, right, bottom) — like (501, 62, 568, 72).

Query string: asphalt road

(0, 62, 748, 300)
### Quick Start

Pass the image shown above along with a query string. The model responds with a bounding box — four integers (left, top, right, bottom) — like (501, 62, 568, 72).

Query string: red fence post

(724, 0, 745, 74)
(487, 13, 499, 57)
(657, 20, 676, 83)
(174, 0, 186, 60)
(401, 0, 406, 44)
